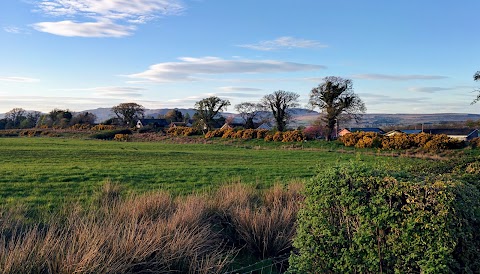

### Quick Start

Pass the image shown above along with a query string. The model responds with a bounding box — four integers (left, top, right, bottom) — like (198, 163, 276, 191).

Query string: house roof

(401, 129, 422, 134)
(138, 119, 169, 127)
(347, 128, 385, 134)
(384, 130, 403, 136)
(256, 122, 274, 130)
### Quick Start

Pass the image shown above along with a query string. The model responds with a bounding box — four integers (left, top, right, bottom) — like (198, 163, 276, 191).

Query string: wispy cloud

(359, 92, 431, 105)
(32, 0, 185, 37)
(90, 86, 146, 97)
(218, 86, 263, 92)
(33, 20, 135, 37)
(352, 73, 448, 81)
(3, 26, 29, 34)
(408, 87, 453, 93)
(238, 36, 328, 51)
(212, 92, 261, 99)
(0, 76, 39, 83)
(127, 57, 325, 82)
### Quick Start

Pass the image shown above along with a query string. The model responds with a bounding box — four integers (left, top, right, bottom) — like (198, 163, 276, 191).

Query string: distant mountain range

(1, 108, 479, 128)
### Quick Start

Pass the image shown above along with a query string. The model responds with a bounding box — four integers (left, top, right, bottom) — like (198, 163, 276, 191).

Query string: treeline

(0, 108, 96, 130)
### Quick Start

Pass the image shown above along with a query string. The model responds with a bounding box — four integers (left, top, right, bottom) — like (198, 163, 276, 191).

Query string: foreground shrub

(289, 163, 480, 273)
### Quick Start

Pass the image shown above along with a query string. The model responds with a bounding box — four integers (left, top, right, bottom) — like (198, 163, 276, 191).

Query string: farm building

(422, 128, 479, 141)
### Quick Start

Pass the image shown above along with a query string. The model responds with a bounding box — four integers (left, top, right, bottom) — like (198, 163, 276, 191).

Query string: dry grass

(0, 181, 305, 273)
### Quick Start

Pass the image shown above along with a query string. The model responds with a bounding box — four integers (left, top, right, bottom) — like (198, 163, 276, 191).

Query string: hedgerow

(204, 128, 305, 142)
(166, 126, 199, 136)
(340, 132, 465, 151)
(289, 163, 480, 273)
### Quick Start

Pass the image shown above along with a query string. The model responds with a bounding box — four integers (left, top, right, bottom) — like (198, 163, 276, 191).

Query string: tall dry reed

(0, 181, 304, 273)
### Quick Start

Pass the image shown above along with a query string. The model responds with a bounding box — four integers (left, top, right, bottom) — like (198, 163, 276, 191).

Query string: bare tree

(472, 71, 480, 104)
(5, 108, 26, 128)
(194, 96, 230, 131)
(309, 76, 366, 141)
(234, 102, 265, 129)
(70, 112, 97, 125)
(261, 90, 299, 132)
(111, 103, 145, 126)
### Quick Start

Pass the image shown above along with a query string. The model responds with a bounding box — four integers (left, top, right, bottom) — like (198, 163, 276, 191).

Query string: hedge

(289, 163, 480, 273)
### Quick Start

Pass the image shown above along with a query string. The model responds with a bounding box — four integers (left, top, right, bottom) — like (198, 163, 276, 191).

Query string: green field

(0, 137, 424, 213)
(1, 136, 479, 273)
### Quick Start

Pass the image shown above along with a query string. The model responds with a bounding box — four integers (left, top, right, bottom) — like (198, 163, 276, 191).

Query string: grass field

(0, 137, 426, 215)
(1, 136, 478, 273)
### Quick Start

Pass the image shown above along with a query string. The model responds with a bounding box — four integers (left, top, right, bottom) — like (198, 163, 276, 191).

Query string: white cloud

(36, 0, 184, 19)
(33, 0, 185, 37)
(0, 76, 39, 83)
(238, 36, 327, 51)
(33, 20, 135, 37)
(127, 57, 325, 82)
(352, 73, 448, 81)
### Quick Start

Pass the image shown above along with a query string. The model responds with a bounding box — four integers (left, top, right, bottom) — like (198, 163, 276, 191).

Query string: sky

(0, 0, 479, 114)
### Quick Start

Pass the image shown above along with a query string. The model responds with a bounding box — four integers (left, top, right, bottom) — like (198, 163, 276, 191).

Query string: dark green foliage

(309, 76, 366, 141)
(89, 129, 132, 140)
(289, 163, 480, 273)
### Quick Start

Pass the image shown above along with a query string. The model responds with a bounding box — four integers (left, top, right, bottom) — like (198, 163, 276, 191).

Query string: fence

(225, 254, 290, 274)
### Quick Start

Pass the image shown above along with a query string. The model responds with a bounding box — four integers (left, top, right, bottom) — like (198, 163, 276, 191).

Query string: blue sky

(0, 0, 479, 114)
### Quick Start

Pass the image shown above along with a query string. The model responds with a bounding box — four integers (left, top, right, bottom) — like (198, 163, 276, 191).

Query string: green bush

(90, 129, 132, 140)
(289, 163, 480, 273)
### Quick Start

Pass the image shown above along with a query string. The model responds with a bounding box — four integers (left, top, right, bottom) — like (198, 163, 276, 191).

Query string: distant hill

(1, 107, 479, 127)
(79, 108, 198, 123)
(292, 112, 480, 128)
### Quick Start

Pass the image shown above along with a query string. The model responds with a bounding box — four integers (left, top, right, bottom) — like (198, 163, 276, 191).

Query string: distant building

(136, 119, 169, 129)
(220, 122, 245, 131)
(401, 129, 422, 134)
(256, 122, 274, 131)
(422, 128, 479, 141)
(338, 127, 385, 137)
(384, 130, 404, 137)
(169, 121, 192, 128)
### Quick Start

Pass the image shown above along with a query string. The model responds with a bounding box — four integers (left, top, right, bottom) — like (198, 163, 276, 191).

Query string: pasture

(0, 137, 423, 215)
